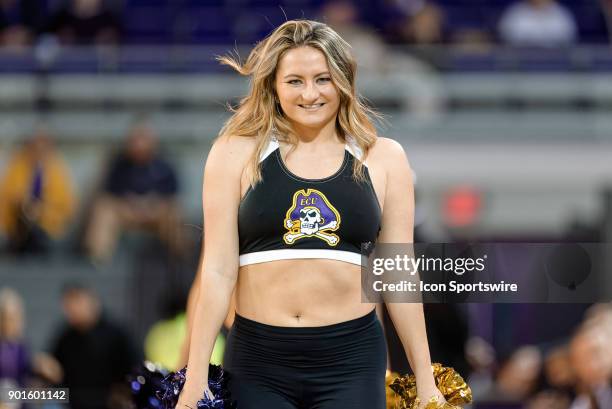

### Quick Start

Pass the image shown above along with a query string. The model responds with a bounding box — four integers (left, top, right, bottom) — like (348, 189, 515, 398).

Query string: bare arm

(375, 138, 444, 406)
(177, 264, 236, 369)
(177, 136, 250, 408)
(177, 255, 202, 370)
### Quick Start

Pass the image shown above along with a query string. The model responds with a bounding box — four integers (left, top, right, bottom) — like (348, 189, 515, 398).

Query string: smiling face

(274, 46, 341, 133)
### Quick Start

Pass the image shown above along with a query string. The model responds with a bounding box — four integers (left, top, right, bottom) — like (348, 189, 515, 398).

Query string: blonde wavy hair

(0, 287, 24, 339)
(217, 19, 381, 185)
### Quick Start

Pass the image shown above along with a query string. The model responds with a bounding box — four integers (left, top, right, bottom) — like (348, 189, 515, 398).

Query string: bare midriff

(236, 258, 375, 327)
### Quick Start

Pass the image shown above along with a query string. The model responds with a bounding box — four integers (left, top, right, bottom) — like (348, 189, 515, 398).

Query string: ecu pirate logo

(283, 188, 341, 246)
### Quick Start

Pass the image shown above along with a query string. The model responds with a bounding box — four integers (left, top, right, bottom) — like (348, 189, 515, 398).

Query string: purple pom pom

(156, 364, 236, 409)
(128, 361, 169, 409)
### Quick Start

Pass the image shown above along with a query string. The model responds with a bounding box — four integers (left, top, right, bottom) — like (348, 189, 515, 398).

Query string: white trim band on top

(344, 136, 365, 164)
(259, 137, 280, 162)
(239, 249, 363, 266)
(259, 135, 367, 166)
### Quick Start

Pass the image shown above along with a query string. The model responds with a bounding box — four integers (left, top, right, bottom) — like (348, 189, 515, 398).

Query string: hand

(176, 383, 215, 409)
(32, 352, 63, 384)
(416, 382, 447, 409)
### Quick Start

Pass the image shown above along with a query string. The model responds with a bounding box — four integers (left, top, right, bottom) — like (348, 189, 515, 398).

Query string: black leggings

(224, 309, 387, 409)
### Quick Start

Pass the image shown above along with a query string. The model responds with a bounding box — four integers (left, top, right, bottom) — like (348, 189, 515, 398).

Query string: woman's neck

(289, 119, 342, 148)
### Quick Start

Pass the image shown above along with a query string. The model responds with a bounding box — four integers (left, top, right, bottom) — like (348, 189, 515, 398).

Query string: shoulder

(206, 135, 258, 175)
(367, 137, 411, 171)
(108, 153, 128, 170)
(4, 150, 28, 169)
(209, 135, 257, 161)
(52, 325, 73, 346)
(151, 156, 175, 171)
(369, 136, 405, 155)
(556, 4, 576, 21)
(98, 316, 127, 336)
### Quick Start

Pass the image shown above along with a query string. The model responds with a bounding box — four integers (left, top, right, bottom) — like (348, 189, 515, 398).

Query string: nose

(301, 81, 320, 102)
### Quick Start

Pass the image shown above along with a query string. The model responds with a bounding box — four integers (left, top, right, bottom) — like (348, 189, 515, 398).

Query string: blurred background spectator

(567, 306, 612, 409)
(0, 287, 63, 402)
(49, 283, 139, 409)
(320, 0, 444, 119)
(0, 126, 77, 256)
(498, 0, 578, 47)
(320, 0, 389, 73)
(0, 287, 32, 393)
(45, 0, 121, 46)
(394, 1, 446, 45)
(84, 118, 184, 264)
(0, 0, 43, 50)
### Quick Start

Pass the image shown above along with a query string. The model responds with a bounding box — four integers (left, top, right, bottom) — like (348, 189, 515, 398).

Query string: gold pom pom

(386, 371, 403, 409)
(388, 363, 472, 409)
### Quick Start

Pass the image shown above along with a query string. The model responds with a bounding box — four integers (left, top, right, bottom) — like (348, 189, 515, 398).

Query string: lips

(299, 103, 325, 110)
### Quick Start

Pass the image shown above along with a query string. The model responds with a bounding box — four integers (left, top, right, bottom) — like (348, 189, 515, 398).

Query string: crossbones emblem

(283, 189, 341, 246)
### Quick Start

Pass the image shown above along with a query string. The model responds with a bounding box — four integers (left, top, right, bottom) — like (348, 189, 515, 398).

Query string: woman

(177, 20, 446, 409)
(0, 287, 63, 408)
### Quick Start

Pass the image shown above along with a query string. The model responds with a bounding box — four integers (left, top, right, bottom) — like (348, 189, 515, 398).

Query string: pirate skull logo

(283, 189, 341, 246)
(299, 206, 323, 235)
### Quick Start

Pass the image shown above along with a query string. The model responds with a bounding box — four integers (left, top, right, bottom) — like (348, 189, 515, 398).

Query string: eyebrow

(283, 72, 331, 79)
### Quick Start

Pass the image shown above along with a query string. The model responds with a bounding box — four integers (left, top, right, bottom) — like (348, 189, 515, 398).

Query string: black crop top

(238, 136, 381, 266)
